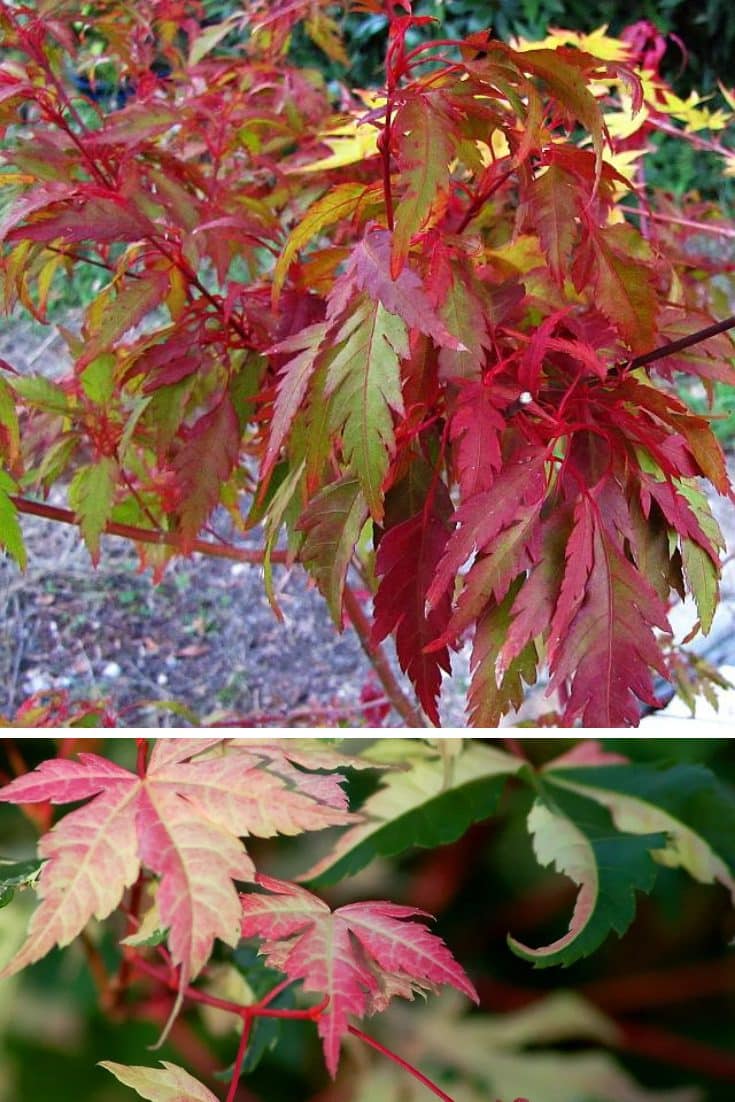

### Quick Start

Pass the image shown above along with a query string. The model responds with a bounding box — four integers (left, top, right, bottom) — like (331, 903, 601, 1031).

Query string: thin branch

(619, 204, 735, 239)
(347, 1025, 455, 1102)
(343, 584, 427, 728)
(626, 314, 735, 371)
(225, 1015, 254, 1102)
(11, 495, 288, 564)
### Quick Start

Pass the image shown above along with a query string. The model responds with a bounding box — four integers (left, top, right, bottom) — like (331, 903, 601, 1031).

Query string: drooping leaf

(545, 762, 735, 903)
(80, 271, 170, 369)
(548, 495, 671, 727)
(262, 321, 329, 484)
(467, 581, 538, 728)
(0, 740, 356, 984)
(427, 451, 547, 608)
(304, 740, 523, 888)
(325, 295, 408, 520)
(508, 786, 665, 967)
(68, 456, 119, 565)
(100, 1061, 219, 1102)
(580, 224, 657, 354)
(298, 476, 369, 625)
(524, 162, 580, 284)
(392, 94, 455, 276)
(448, 381, 505, 499)
(372, 505, 454, 724)
(172, 395, 241, 550)
(339, 228, 462, 349)
(240, 874, 478, 1076)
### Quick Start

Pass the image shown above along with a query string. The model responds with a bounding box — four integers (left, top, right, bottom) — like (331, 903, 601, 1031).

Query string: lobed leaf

(0, 740, 356, 984)
(508, 786, 665, 967)
(304, 740, 523, 887)
(240, 874, 478, 1076)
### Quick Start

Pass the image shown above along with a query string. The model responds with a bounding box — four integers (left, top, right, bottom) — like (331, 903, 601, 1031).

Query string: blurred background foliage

(1, 737, 734, 1102)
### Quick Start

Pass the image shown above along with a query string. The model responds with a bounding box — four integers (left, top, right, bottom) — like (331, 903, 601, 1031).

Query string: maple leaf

(325, 294, 408, 520)
(372, 506, 454, 725)
(509, 759, 735, 967)
(0, 740, 356, 984)
(392, 94, 455, 276)
(547, 762, 735, 904)
(467, 581, 538, 727)
(427, 451, 548, 609)
(298, 476, 369, 625)
(0, 469, 26, 568)
(335, 228, 463, 349)
(79, 272, 171, 370)
(100, 1061, 218, 1102)
(304, 740, 523, 887)
(434, 255, 493, 381)
(524, 162, 580, 285)
(547, 496, 671, 727)
(508, 788, 664, 967)
(273, 183, 368, 303)
(172, 395, 241, 550)
(240, 875, 478, 1076)
(262, 321, 329, 485)
(576, 224, 657, 354)
(448, 381, 505, 499)
(68, 457, 119, 565)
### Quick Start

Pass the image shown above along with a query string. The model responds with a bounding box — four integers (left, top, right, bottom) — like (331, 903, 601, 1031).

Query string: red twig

(11, 495, 288, 565)
(225, 1015, 254, 1102)
(347, 1025, 456, 1102)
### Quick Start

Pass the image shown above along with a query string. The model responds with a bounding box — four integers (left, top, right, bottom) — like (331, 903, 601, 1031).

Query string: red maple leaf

(240, 875, 478, 1076)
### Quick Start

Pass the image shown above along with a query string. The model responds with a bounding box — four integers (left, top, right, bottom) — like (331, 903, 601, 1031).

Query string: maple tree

(1, 4, 735, 728)
(1, 736, 734, 1102)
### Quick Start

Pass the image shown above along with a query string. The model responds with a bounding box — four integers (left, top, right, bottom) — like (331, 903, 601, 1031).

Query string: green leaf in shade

(508, 785, 664, 968)
(0, 857, 43, 908)
(546, 763, 735, 903)
(99, 1061, 218, 1102)
(303, 740, 523, 887)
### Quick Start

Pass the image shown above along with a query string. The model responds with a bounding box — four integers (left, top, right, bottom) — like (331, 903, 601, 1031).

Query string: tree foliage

(1, 1, 735, 728)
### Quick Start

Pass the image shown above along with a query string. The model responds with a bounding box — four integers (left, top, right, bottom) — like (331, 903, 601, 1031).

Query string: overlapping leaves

(0, 740, 356, 983)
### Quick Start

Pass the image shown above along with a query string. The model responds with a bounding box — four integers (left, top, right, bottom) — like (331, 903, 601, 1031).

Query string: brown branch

(11, 494, 288, 564)
(626, 314, 735, 371)
(343, 584, 427, 728)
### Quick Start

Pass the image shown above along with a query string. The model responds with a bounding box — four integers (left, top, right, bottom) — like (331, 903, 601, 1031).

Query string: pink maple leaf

(240, 875, 478, 1076)
(0, 740, 356, 984)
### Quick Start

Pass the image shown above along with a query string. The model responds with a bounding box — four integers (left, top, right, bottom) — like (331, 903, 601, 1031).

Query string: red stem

(225, 1016, 254, 1102)
(347, 1025, 455, 1102)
